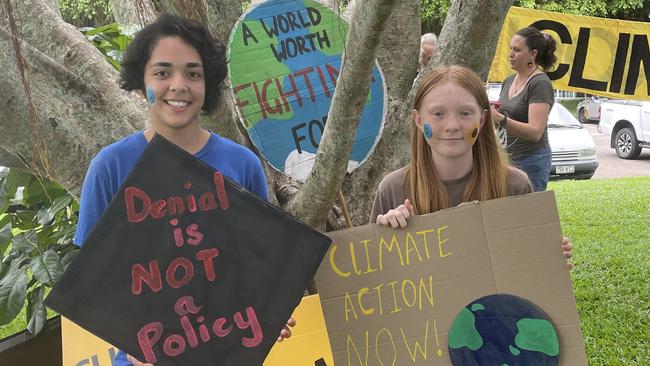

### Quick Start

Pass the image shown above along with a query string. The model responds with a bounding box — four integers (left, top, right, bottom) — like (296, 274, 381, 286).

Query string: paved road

(583, 123, 650, 179)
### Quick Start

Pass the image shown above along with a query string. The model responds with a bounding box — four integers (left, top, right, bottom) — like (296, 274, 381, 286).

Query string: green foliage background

(58, 0, 113, 27)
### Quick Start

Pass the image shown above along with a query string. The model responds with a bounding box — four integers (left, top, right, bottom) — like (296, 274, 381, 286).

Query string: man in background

(419, 33, 437, 71)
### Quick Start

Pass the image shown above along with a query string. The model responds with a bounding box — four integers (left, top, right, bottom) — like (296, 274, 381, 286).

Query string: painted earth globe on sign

(228, 0, 386, 181)
(448, 294, 559, 366)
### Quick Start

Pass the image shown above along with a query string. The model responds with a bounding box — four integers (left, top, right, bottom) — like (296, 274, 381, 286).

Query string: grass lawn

(2, 177, 648, 365)
(549, 176, 650, 365)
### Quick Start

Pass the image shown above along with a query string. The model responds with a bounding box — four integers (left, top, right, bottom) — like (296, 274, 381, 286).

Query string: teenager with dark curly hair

(74, 14, 294, 366)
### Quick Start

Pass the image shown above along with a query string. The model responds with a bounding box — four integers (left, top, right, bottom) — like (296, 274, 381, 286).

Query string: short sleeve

(73, 157, 114, 246)
(249, 157, 269, 201)
(528, 77, 554, 106)
(507, 166, 534, 196)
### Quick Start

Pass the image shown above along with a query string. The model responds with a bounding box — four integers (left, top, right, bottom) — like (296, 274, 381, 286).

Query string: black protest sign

(45, 134, 331, 365)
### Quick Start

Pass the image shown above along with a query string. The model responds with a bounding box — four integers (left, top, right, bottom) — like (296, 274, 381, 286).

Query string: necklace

(511, 68, 538, 97)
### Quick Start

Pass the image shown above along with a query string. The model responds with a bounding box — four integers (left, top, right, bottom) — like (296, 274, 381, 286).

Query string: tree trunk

(109, 0, 157, 30)
(0, 0, 143, 197)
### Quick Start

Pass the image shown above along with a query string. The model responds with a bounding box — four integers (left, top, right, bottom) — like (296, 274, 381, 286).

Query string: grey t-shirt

(369, 166, 533, 223)
(499, 73, 554, 159)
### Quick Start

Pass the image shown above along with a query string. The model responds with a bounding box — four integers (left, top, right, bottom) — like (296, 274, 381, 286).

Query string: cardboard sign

(489, 6, 650, 101)
(46, 134, 331, 366)
(315, 192, 587, 365)
(61, 295, 334, 366)
(228, 0, 386, 180)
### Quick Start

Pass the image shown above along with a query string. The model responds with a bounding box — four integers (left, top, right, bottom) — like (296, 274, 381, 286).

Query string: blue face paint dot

(423, 123, 433, 140)
(146, 86, 156, 105)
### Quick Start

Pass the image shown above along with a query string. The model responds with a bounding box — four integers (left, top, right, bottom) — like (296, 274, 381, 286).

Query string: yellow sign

(489, 7, 650, 101)
(264, 294, 334, 365)
(61, 295, 334, 365)
(61, 317, 118, 366)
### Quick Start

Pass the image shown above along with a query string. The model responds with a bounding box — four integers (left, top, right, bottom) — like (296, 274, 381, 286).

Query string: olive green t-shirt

(369, 166, 533, 223)
(499, 73, 554, 159)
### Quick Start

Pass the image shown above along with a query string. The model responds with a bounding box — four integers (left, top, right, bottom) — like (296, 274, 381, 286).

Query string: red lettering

(196, 248, 220, 281)
(131, 261, 162, 295)
(125, 187, 151, 223)
(186, 224, 204, 246)
(186, 194, 197, 212)
(251, 82, 268, 119)
(166, 257, 194, 289)
(212, 317, 232, 337)
(294, 66, 317, 102)
(180, 315, 199, 348)
(316, 65, 331, 98)
(234, 307, 264, 347)
(150, 200, 167, 219)
(197, 318, 210, 342)
(326, 63, 339, 88)
(137, 322, 163, 363)
(173, 227, 184, 247)
(166, 196, 185, 216)
(174, 295, 202, 316)
(162, 335, 186, 357)
(198, 192, 217, 211)
(213, 172, 229, 210)
(275, 74, 302, 112)
(233, 83, 251, 110)
(260, 79, 282, 115)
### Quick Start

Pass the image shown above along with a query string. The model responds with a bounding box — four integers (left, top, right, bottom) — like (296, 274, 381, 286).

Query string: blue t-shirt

(73, 131, 268, 365)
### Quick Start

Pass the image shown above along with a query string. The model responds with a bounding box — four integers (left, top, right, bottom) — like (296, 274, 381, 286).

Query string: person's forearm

(503, 116, 545, 142)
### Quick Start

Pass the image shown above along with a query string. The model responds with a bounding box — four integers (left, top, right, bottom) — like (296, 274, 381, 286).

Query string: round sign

(448, 294, 559, 365)
(228, 0, 386, 181)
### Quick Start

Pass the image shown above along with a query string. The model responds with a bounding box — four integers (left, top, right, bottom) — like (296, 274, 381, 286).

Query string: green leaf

(0, 223, 11, 254)
(22, 178, 46, 207)
(0, 169, 31, 214)
(0, 266, 28, 324)
(12, 231, 39, 254)
(37, 195, 73, 225)
(60, 249, 78, 268)
(30, 250, 64, 286)
(26, 286, 46, 335)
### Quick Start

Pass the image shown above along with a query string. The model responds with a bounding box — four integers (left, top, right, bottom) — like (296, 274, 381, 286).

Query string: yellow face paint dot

(466, 122, 480, 145)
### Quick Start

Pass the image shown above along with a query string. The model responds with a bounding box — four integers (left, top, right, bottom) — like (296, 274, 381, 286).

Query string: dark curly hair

(119, 14, 227, 114)
(516, 27, 557, 71)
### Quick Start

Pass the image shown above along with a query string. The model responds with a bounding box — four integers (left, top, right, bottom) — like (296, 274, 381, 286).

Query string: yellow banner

(61, 294, 334, 365)
(489, 7, 650, 101)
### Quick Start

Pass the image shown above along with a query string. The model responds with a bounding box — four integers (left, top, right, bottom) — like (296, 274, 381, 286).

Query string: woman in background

(492, 27, 558, 192)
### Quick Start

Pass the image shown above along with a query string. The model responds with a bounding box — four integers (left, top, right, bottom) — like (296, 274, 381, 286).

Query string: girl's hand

(376, 199, 415, 228)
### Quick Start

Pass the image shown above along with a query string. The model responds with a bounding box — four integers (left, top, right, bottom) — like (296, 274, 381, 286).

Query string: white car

(547, 103, 598, 179)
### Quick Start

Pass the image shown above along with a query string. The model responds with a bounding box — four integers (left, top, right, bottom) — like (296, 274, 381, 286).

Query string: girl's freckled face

(413, 82, 485, 162)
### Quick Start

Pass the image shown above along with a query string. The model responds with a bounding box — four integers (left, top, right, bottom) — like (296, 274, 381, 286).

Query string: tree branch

(433, 0, 514, 80)
(287, 0, 399, 228)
